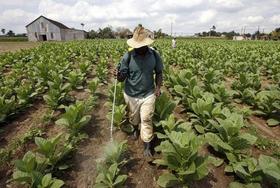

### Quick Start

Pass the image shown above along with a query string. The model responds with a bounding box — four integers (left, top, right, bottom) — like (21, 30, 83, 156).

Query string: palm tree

(209, 25, 216, 36)
(1, 28, 5, 35)
(81, 23, 85, 30)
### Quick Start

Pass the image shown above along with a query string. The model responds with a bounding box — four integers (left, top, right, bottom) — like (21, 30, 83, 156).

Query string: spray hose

(110, 78, 118, 142)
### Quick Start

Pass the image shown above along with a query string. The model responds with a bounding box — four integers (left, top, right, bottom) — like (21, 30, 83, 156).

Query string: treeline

(87, 26, 168, 39)
(195, 26, 280, 40)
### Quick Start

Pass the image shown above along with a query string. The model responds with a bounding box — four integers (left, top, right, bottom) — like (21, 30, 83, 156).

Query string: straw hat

(127, 26, 154, 48)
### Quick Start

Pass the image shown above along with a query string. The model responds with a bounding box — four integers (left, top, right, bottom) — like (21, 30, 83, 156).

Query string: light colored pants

(124, 92, 156, 142)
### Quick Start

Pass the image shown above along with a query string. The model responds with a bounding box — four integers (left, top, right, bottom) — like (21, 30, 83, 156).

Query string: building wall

(233, 36, 245, 41)
(61, 29, 85, 41)
(26, 17, 61, 41)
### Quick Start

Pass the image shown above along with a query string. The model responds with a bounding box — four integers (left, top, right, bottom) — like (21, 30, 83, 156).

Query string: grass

(0, 36, 28, 42)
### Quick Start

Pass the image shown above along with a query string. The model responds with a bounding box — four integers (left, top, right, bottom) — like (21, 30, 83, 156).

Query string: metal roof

(26, 15, 69, 29)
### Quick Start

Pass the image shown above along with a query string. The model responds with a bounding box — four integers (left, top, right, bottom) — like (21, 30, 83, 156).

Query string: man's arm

(116, 70, 127, 82)
(155, 72, 163, 97)
(114, 52, 129, 82)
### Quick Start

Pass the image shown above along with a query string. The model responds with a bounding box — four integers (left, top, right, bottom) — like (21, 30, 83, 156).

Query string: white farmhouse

(26, 15, 86, 41)
(233, 36, 246, 41)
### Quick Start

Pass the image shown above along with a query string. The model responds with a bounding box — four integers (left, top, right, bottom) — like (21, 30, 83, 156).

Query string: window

(51, 32, 54, 39)
(35, 32, 37, 38)
(41, 22, 44, 29)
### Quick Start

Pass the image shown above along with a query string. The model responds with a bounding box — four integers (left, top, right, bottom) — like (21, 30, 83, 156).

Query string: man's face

(135, 45, 148, 55)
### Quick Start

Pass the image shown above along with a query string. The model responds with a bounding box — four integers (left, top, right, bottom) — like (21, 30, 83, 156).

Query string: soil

(248, 116, 280, 140)
(0, 102, 48, 187)
(0, 42, 40, 53)
(61, 86, 112, 188)
(0, 102, 48, 148)
(124, 138, 161, 188)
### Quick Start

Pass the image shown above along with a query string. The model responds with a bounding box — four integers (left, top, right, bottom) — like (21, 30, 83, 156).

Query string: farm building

(26, 15, 86, 41)
(233, 35, 246, 41)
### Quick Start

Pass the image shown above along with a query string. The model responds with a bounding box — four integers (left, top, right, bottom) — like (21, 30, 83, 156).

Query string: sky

(0, 0, 279, 35)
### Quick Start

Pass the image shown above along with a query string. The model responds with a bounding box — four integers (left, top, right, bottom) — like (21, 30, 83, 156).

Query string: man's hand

(155, 87, 161, 97)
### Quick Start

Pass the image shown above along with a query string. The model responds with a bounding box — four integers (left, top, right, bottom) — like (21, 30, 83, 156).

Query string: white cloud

(150, 0, 203, 11)
(246, 16, 264, 23)
(0, 0, 279, 35)
(199, 10, 217, 23)
(0, 9, 36, 25)
(210, 0, 244, 11)
(270, 14, 280, 24)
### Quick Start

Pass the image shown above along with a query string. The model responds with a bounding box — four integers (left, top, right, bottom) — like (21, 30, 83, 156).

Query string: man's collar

(132, 47, 153, 57)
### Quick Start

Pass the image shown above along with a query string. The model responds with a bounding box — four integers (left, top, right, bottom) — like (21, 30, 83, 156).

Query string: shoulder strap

(127, 51, 132, 66)
(149, 47, 158, 64)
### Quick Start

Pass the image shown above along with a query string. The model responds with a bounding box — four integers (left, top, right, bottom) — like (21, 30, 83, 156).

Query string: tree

(271, 27, 280, 40)
(6, 30, 15, 37)
(98, 26, 115, 38)
(81, 23, 85, 30)
(1, 28, 5, 35)
(88, 29, 98, 39)
(115, 27, 132, 39)
(209, 25, 216, 36)
(153, 29, 168, 38)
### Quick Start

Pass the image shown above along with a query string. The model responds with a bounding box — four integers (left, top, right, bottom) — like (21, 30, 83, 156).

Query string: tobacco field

(0, 39, 280, 188)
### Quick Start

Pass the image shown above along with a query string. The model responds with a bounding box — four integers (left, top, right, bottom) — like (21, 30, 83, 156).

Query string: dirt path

(62, 87, 112, 188)
(124, 138, 160, 188)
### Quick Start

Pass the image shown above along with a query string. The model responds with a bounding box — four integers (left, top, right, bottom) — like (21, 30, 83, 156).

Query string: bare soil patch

(0, 42, 40, 53)
(0, 102, 48, 148)
(249, 116, 280, 140)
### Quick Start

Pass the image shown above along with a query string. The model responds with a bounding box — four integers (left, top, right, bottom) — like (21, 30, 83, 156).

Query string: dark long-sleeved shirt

(117, 48, 163, 98)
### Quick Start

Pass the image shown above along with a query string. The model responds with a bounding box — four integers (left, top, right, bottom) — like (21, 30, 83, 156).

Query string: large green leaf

(157, 173, 180, 188)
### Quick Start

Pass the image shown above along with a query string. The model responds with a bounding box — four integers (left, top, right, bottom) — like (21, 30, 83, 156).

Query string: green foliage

(66, 70, 85, 89)
(232, 73, 261, 104)
(37, 173, 64, 188)
(154, 131, 209, 187)
(15, 81, 37, 107)
(205, 112, 256, 154)
(228, 182, 261, 188)
(95, 163, 127, 188)
(258, 155, 280, 187)
(103, 140, 128, 167)
(78, 60, 91, 75)
(202, 68, 222, 91)
(35, 134, 74, 169)
(107, 104, 127, 129)
(189, 92, 230, 133)
(156, 114, 192, 139)
(254, 89, 280, 126)
(55, 100, 92, 138)
(209, 83, 233, 105)
(95, 141, 128, 188)
(0, 95, 16, 122)
(12, 151, 64, 188)
(154, 92, 177, 122)
(108, 82, 125, 106)
(96, 57, 108, 83)
(43, 73, 71, 109)
(225, 155, 262, 183)
(12, 151, 47, 187)
(87, 78, 99, 94)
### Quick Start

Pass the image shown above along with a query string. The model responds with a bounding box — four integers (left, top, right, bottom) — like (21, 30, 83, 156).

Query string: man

(114, 25, 163, 157)
(172, 37, 176, 48)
